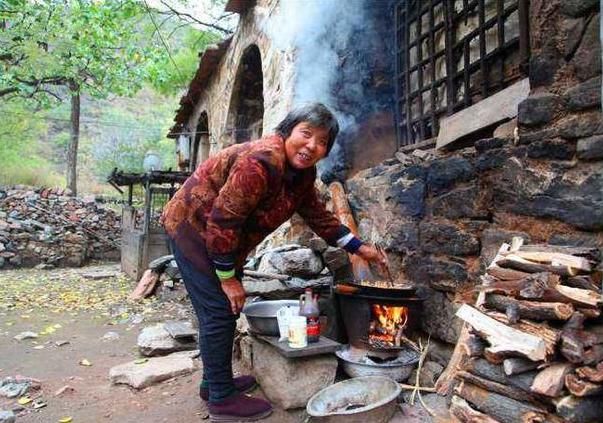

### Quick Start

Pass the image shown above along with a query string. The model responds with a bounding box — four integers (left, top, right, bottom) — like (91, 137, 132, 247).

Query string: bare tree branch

(157, 0, 233, 34)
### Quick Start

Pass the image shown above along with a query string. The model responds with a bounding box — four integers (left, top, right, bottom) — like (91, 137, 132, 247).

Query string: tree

(0, 0, 164, 195)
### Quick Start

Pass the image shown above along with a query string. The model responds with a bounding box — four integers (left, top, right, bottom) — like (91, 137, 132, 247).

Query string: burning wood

(368, 304, 409, 348)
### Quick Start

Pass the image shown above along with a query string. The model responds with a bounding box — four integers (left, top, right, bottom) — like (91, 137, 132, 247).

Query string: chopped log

(497, 255, 581, 277)
(519, 244, 601, 261)
(129, 269, 160, 300)
(556, 395, 603, 422)
(466, 358, 538, 393)
(457, 370, 544, 405)
(502, 251, 592, 273)
(583, 345, 603, 366)
(455, 381, 548, 423)
(566, 275, 601, 292)
(565, 373, 603, 397)
(483, 350, 506, 364)
(456, 304, 547, 361)
(503, 358, 541, 376)
(576, 362, 603, 383)
(450, 395, 502, 423)
(530, 363, 574, 397)
(462, 333, 486, 357)
(485, 294, 574, 321)
(561, 326, 603, 364)
(487, 266, 531, 281)
(486, 311, 560, 359)
(577, 307, 601, 319)
(555, 284, 601, 307)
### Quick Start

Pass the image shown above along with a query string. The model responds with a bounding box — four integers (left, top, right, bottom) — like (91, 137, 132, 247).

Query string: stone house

(167, 0, 602, 346)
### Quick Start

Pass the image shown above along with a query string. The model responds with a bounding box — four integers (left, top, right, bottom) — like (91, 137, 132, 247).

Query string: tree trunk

(66, 80, 80, 196)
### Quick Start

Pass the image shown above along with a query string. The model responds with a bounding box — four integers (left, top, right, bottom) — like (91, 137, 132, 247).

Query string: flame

(368, 304, 409, 347)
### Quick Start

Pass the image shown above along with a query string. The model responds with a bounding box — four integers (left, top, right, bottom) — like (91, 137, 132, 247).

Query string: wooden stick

(502, 251, 592, 273)
(398, 383, 436, 392)
(450, 395, 502, 423)
(456, 304, 547, 361)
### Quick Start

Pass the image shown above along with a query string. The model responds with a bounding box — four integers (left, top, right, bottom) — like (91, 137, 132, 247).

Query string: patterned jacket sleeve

(296, 184, 361, 252)
(205, 155, 269, 270)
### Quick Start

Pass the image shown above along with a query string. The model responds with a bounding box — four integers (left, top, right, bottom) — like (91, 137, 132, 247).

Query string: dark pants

(170, 240, 237, 403)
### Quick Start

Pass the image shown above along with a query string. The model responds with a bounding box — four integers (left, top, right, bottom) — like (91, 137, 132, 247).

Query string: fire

(368, 304, 409, 348)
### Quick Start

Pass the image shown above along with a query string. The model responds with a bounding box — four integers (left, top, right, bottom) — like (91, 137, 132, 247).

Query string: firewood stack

(441, 239, 603, 423)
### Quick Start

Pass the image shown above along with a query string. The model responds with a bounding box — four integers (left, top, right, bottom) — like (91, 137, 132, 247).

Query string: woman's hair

(275, 103, 339, 154)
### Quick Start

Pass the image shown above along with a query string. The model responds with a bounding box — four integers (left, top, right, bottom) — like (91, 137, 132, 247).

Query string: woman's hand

(357, 244, 391, 280)
(220, 277, 246, 314)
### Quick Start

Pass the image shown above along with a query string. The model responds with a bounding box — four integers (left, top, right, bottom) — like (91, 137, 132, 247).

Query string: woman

(162, 103, 387, 421)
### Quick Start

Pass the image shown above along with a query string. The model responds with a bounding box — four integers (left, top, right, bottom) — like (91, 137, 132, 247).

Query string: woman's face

(284, 122, 329, 169)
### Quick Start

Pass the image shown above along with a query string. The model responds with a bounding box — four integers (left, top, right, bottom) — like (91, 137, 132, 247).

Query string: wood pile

(0, 187, 121, 268)
(439, 239, 603, 423)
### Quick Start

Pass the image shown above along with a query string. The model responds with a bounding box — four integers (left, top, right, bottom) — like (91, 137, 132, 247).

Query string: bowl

(242, 299, 299, 336)
(306, 376, 401, 423)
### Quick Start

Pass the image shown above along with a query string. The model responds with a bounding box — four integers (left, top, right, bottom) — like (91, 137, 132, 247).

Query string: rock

(322, 247, 349, 273)
(421, 290, 463, 344)
(577, 135, 603, 160)
(408, 360, 444, 388)
(431, 185, 489, 220)
(427, 157, 474, 194)
(101, 331, 120, 342)
(137, 324, 197, 357)
(250, 338, 337, 409)
(475, 137, 505, 153)
(164, 321, 196, 339)
(405, 255, 467, 291)
(527, 139, 576, 160)
(517, 93, 559, 126)
(258, 247, 323, 278)
(381, 222, 420, 253)
(387, 166, 427, 218)
(304, 237, 328, 254)
(480, 228, 530, 267)
(529, 53, 560, 88)
(518, 126, 560, 145)
(13, 331, 38, 341)
(426, 339, 455, 368)
(569, 14, 601, 81)
(419, 222, 479, 256)
(285, 275, 332, 290)
(109, 353, 197, 389)
(560, 0, 598, 18)
(242, 278, 292, 300)
(0, 410, 15, 423)
(493, 119, 517, 141)
(565, 76, 601, 111)
(475, 148, 512, 172)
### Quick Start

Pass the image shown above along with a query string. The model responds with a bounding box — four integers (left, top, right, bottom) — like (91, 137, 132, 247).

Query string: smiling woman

(160, 102, 388, 422)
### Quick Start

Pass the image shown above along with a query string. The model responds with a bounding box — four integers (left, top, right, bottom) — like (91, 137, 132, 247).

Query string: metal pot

(335, 346, 419, 382)
(306, 376, 401, 423)
(242, 299, 299, 336)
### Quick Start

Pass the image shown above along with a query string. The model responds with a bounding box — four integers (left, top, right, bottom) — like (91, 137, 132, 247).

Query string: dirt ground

(0, 263, 441, 423)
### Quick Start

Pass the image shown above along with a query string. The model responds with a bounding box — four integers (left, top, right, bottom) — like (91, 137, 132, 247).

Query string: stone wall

(184, 0, 296, 154)
(346, 0, 602, 345)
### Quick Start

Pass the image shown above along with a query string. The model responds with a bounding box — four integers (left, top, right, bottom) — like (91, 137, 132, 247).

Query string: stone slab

(109, 353, 197, 389)
(164, 320, 196, 339)
(254, 334, 341, 358)
(436, 78, 530, 150)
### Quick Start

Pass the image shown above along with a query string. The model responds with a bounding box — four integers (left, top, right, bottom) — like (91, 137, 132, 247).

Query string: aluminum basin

(242, 300, 298, 336)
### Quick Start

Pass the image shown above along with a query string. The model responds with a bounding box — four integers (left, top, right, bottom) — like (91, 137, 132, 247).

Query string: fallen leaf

(18, 396, 32, 405)
(59, 417, 73, 423)
(133, 358, 148, 365)
(79, 359, 92, 366)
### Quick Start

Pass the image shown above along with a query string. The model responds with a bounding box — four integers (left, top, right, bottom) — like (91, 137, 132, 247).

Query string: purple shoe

(208, 392, 272, 422)
(200, 375, 257, 401)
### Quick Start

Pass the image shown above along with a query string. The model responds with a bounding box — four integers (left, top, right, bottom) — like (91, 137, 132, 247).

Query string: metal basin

(336, 345, 419, 382)
(242, 300, 298, 336)
(306, 376, 401, 423)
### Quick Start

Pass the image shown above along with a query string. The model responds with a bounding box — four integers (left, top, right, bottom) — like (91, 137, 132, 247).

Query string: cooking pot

(242, 299, 299, 336)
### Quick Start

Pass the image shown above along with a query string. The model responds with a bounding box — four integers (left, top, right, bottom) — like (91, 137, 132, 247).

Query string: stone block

(137, 324, 197, 357)
(559, 112, 602, 139)
(475, 148, 512, 172)
(480, 228, 531, 267)
(242, 278, 292, 300)
(431, 185, 489, 220)
(381, 221, 420, 253)
(426, 339, 455, 367)
(404, 254, 468, 291)
(527, 139, 576, 160)
(493, 118, 517, 141)
(322, 246, 350, 273)
(387, 165, 427, 218)
(517, 93, 559, 126)
(560, 0, 598, 18)
(427, 157, 475, 194)
(565, 76, 601, 111)
(419, 222, 479, 256)
(577, 135, 603, 160)
(570, 14, 601, 81)
(251, 338, 337, 409)
(304, 236, 328, 254)
(529, 54, 560, 87)
(109, 352, 197, 389)
(475, 137, 505, 153)
(421, 290, 463, 344)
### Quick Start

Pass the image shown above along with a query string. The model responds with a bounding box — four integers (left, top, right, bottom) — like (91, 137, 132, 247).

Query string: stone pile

(0, 186, 121, 269)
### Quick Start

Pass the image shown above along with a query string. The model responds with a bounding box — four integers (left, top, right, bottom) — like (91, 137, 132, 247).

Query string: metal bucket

(306, 376, 401, 423)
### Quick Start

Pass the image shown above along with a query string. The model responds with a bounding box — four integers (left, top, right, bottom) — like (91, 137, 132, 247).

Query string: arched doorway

(226, 45, 264, 144)
(191, 111, 209, 170)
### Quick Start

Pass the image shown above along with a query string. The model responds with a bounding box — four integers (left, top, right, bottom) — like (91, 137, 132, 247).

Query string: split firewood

(485, 294, 574, 321)
(576, 307, 601, 319)
(129, 269, 160, 300)
(555, 395, 603, 422)
(466, 358, 538, 393)
(455, 381, 549, 423)
(457, 370, 544, 405)
(530, 363, 574, 397)
(518, 244, 601, 261)
(575, 362, 603, 383)
(565, 373, 603, 397)
(561, 324, 603, 364)
(583, 345, 603, 366)
(503, 358, 541, 376)
(502, 251, 592, 273)
(497, 255, 582, 277)
(565, 275, 601, 292)
(487, 266, 531, 281)
(462, 333, 486, 358)
(456, 304, 547, 361)
(449, 395, 502, 423)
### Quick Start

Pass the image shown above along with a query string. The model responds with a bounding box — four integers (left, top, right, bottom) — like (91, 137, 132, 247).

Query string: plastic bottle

(299, 288, 320, 343)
